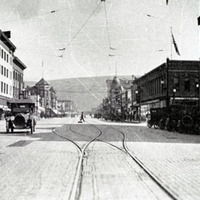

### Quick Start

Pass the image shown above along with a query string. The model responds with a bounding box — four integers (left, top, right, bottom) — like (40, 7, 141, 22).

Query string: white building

(0, 31, 16, 117)
(0, 30, 27, 120)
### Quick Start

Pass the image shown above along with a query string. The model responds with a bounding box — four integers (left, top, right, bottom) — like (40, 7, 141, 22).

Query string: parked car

(5, 99, 36, 134)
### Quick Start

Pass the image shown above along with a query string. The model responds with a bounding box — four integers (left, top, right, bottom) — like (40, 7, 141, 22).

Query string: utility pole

(198, 60, 200, 110)
(166, 58, 169, 108)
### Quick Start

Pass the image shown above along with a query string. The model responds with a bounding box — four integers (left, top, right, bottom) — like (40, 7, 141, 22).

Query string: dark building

(133, 59, 200, 118)
(13, 56, 26, 99)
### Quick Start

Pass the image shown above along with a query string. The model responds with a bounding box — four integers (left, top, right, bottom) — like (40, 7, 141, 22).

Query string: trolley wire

(60, 1, 102, 57)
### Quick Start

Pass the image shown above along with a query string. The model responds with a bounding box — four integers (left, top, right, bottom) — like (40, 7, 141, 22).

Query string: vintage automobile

(5, 99, 36, 134)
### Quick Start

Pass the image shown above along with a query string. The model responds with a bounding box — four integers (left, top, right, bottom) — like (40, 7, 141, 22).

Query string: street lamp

(173, 88, 176, 105)
(22, 88, 26, 99)
(161, 80, 164, 94)
(135, 90, 141, 122)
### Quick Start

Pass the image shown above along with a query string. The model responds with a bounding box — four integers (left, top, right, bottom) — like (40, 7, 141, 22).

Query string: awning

(0, 105, 10, 111)
(53, 109, 59, 114)
(38, 106, 45, 112)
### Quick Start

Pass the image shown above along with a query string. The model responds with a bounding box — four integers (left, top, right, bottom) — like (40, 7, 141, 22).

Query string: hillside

(25, 76, 132, 111)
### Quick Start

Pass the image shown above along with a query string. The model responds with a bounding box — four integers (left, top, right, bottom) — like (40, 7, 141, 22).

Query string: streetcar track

(88, 119, 179, 200)
(52, 118, 179, 200)
(52, 120, 103, 200)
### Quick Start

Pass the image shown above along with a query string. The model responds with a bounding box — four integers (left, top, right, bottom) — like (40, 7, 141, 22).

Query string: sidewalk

(0, 119, 6, 132)
(87, 117, 147, 126)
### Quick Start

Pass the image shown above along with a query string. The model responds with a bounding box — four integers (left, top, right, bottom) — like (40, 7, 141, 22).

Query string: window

(4, 52, 6, 61)
(6, 84, 8, 94)
(1, 82, 3, 93)
(4, 67, 6, 76)
(1, 50, 3, 59)
(173, 77, 179, 91)
(184, 74, 190, 92)
(6, 69, 8, 77)
(3, 83, 5, 93)
(6, 54, 8, 63)
(1, 65, 3, 75)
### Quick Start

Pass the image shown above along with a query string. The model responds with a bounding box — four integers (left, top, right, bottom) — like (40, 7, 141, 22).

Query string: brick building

(132, 59, 200, 118)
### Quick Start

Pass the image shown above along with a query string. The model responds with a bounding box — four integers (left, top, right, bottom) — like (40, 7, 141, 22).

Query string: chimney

(3, 31, 11, 38)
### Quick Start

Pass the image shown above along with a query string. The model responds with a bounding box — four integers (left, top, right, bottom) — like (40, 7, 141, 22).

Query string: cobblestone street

(0, 117, 200, 199)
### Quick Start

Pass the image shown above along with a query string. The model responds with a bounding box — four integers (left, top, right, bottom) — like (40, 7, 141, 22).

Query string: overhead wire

(103, 0, 112, 50)
(58, 0, 113, 102)
(60, 1, 102, 57)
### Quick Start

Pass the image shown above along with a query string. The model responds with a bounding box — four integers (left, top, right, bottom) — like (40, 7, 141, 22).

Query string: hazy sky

(0, 0, 199, 81)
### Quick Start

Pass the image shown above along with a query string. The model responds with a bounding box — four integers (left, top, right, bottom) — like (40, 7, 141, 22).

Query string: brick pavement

(1, 117, 200, 199)
(127, 142, 200, 200)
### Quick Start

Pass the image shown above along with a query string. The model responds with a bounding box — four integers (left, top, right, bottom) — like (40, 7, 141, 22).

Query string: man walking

(80, 112, 85, 122)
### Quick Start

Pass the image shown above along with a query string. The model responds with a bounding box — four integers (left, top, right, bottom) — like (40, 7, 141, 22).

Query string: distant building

(57, 99, 77, 116)
(27, 78, 58, 117)
(105, 76, 132, 116)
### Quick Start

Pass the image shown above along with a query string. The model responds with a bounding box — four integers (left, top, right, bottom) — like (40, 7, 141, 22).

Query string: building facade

(57, 99, 77, 116)
(0, 30, 28, 119)
(13, 56, 26, 99)
(27, 78, 58, 117)
(0, 31, 16, 112)
(132, 59, 200, 118)
(102, 76, 132, 120)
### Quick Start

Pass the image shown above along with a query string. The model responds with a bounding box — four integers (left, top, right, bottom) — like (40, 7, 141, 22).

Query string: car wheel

(33, 125, 35, 132)
(6, 124, 9, 133)
(30, 122, 33, 134)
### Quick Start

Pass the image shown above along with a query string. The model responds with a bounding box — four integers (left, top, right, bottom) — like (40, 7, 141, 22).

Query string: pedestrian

(80, 112, 85, 122)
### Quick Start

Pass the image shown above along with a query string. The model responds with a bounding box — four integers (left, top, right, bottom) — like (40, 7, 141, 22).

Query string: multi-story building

(132, 59, 200, 118)
(0, 31, 16, 119)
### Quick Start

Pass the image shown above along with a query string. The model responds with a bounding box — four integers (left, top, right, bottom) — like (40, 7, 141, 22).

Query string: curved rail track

(52, 119, 179, 200)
